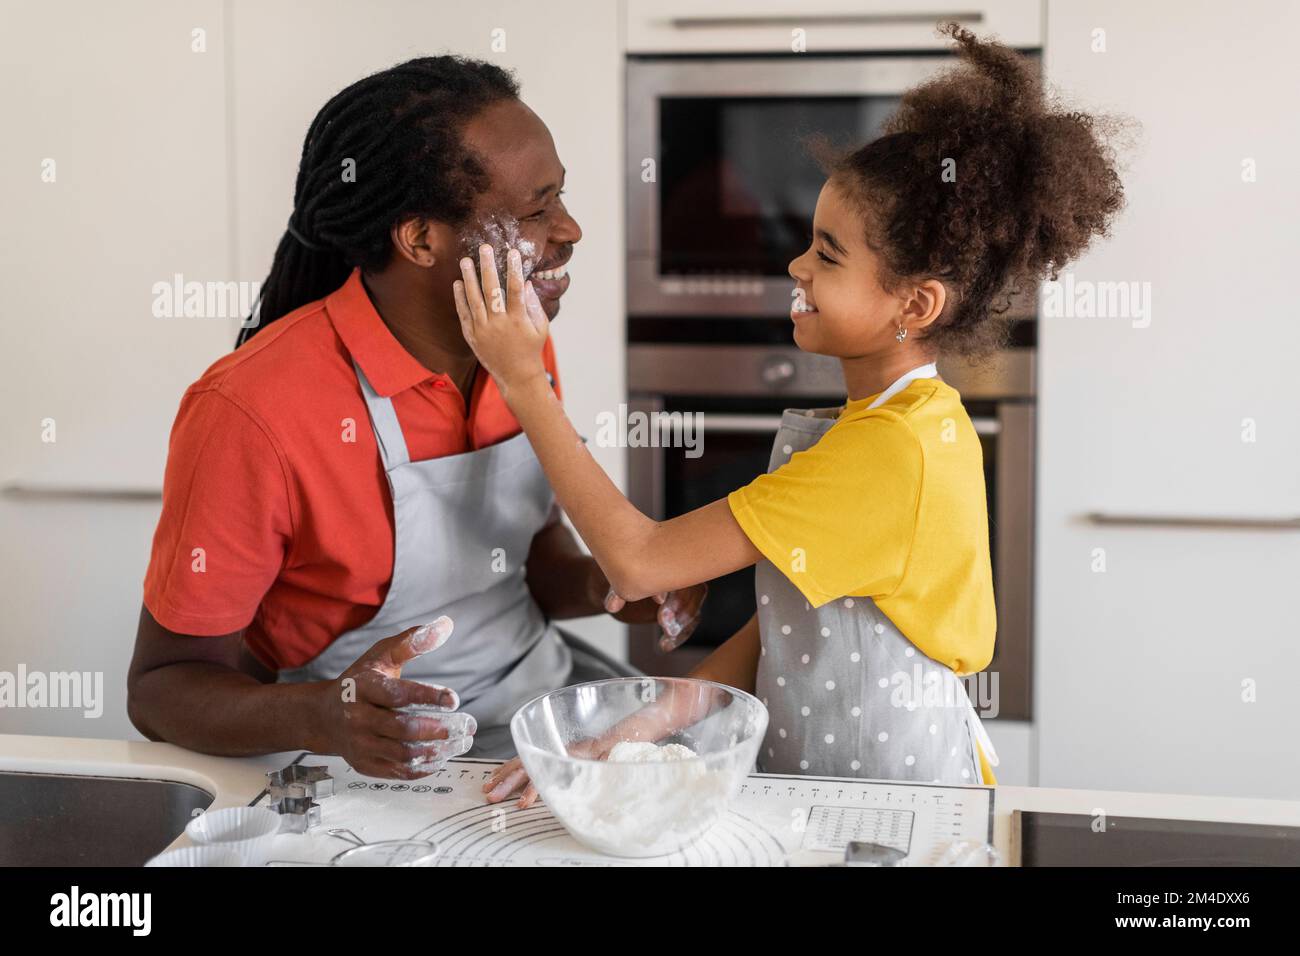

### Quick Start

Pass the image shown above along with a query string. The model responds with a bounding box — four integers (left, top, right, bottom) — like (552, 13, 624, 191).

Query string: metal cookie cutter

(266, 764, 335, 802)
(265, 764, 333, 833)
(271, 794, 322, 834)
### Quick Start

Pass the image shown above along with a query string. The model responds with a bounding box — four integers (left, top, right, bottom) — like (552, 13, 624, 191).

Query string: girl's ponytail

(825, 22, 1132, 357)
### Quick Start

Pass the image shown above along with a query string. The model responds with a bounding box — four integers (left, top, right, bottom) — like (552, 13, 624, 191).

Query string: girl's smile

(790, 285, 818, 319)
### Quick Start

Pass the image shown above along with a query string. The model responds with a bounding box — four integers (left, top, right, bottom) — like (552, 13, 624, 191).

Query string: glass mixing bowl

(510, 677, 767, 858)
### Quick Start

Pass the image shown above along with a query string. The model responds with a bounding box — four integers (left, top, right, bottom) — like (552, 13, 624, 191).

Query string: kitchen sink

(0, 770, 213, 866)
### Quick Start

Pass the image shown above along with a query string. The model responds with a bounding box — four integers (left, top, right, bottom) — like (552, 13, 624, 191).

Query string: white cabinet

(1037, 0, 1300, 799)
(0, 1, 232, 739)
(0, 0, 235, 492)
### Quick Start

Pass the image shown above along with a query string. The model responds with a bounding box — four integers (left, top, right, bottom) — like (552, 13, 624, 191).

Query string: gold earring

(895, 325, 908, 343)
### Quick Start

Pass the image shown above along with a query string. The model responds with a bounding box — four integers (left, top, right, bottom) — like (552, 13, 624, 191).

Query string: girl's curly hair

(827, 23, 1129, 357)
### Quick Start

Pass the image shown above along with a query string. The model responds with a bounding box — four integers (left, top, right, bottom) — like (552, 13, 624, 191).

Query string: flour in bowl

(544, 739, 736, 857)
(605, 741, 698, 763)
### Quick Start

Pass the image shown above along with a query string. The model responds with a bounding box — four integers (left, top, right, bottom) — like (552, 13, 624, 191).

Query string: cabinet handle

(1085, 512, 1300, 530)
(670, 13, 985, 29)
(2, 482, 162, 502)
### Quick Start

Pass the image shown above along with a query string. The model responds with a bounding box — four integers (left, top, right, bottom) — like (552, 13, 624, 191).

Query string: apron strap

(958, 677, 1000, 768)
(353, 360, 411, 468)
(866, 362, 939, 409)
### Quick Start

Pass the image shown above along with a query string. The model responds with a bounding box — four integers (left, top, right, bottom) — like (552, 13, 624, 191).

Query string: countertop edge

(4, 733, 1298, 865)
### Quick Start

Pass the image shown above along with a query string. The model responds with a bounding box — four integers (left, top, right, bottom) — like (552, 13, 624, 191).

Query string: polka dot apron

(753, 364, 998, 785)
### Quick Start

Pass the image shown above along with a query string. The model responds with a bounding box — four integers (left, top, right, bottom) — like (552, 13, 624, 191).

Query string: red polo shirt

(142, 267, 562, 670)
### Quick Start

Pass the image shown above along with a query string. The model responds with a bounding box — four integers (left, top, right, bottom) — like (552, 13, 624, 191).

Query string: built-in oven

(624, 53, 1039, 722)
(627, 54, 1038, 318)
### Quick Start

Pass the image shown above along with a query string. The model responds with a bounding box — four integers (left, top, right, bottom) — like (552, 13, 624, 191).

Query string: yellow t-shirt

(727, 379, 997, 689)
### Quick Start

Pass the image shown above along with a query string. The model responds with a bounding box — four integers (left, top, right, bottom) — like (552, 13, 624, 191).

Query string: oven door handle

(698, 414, 1004, 435)
(699, 414, 786, 433)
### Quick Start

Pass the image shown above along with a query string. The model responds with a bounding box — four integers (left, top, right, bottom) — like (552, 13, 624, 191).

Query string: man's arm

(523, 504, 711, 649)
(126, 605, 466, 778)
(126, 605, 330, 755)
(523, 506, 607, 620)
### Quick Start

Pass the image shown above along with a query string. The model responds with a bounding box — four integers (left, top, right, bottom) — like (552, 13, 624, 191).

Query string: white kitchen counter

(4, 733, 1298, 865)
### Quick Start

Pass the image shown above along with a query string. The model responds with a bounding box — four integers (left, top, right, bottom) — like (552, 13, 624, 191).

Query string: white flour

(461, 213, 540, 280)
(544, 741, 734, 857)
(606, 741, 698, 763)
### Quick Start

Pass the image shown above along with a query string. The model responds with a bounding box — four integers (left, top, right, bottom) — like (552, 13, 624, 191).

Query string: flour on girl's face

(459, 213, 540, 280)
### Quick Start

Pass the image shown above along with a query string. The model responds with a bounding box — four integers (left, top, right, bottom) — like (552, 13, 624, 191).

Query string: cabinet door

(0, 1, 234, 490)
(0, 1, 232, 737)
(1037, 1, 1300, 798)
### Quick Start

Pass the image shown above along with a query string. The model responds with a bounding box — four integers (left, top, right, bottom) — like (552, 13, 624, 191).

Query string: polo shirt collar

(325, 268, 435, 397)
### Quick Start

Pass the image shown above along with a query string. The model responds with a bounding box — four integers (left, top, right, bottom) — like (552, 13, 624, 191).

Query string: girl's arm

(455, 245, 762, 601)
(596, 612, 763, 745)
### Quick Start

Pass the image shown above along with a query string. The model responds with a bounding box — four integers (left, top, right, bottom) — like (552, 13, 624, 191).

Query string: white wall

(0, 0, 626, 739)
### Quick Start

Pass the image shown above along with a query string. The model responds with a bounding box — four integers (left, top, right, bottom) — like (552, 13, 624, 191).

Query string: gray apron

(753, 364, 998, 785)
(278, 361, 589, 758)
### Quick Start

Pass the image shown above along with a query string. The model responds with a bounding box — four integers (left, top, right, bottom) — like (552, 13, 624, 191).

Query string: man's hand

(603, 582, 708, 653)
(315, 616, 476, 779)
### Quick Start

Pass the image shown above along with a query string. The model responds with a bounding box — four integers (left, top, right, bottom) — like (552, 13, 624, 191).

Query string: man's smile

(529, 255, 571, 301)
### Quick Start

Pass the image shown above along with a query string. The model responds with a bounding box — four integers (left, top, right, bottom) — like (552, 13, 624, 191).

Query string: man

(126, 56, 703, 777)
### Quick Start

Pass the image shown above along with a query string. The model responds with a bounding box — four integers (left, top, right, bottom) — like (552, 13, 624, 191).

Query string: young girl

(465, 25, 1124, 807)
